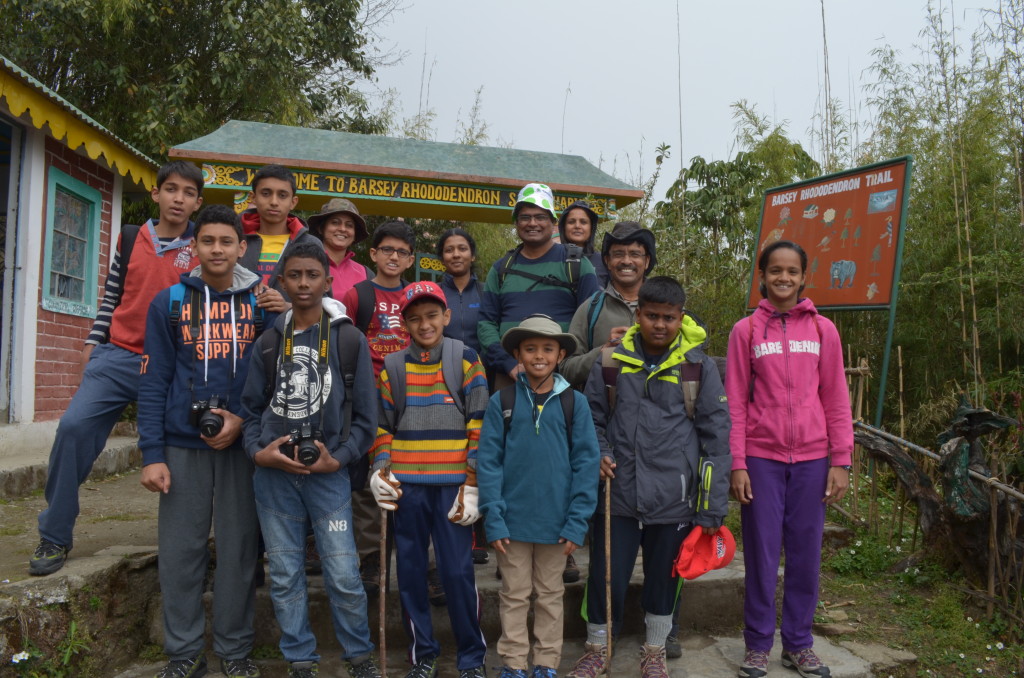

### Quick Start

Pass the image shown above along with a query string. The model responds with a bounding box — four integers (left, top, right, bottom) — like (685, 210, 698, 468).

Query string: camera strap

(282, 309, 331, 433)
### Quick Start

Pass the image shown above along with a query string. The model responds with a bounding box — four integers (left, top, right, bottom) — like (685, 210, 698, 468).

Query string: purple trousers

(741, 456, 828, 652)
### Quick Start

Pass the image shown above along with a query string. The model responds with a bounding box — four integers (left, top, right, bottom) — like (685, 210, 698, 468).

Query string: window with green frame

(42, 168, 101, 318)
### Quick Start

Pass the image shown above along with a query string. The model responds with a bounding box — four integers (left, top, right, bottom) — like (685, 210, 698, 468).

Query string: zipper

(699, 458, 713, 511)
(782, 315, 794, 461)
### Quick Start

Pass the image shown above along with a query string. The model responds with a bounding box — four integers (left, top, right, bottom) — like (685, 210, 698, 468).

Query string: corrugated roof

(172, 120, 641, 197)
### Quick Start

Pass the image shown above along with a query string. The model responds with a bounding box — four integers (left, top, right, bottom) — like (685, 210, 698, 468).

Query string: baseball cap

(673, 526, 736, 580)
(400, 281, 448, 315)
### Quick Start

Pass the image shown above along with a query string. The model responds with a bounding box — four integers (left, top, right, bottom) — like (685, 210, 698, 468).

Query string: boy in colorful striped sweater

(369, 281, 489, 678)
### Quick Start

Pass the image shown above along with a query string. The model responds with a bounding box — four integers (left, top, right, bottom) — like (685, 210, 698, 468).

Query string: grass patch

(818, 526, 1023, 676)
(0, 526, 25, 536)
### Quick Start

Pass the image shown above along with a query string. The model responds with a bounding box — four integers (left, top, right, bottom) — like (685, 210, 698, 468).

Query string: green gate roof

(170, 120, 642, 223)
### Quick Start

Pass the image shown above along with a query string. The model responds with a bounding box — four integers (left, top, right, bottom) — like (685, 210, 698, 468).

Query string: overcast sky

(368, 1, 990, 199)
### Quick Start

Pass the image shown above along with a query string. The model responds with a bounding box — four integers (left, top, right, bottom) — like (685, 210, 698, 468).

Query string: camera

(280, 422, 323, 466)
(189, 395, 225, 438)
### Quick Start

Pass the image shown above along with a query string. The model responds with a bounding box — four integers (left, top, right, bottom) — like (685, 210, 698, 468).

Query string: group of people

(27, 163, 853, 678)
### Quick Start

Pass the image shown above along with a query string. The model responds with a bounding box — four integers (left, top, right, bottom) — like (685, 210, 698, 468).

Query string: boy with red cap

(369, 281, 489, 678)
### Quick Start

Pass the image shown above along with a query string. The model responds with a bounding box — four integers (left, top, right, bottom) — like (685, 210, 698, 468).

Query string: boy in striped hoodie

(369, 281, 489, 678)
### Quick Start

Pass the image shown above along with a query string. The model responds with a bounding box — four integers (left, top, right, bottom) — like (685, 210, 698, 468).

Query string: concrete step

(112, 634, 883, 678)
(0, 428, 139, 500)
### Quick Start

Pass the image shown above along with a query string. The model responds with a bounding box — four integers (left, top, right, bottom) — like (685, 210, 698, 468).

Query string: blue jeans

(254, 466, 374, 663)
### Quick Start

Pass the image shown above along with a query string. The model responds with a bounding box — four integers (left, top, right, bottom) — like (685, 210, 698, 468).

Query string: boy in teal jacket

(477, 315, 599, 678)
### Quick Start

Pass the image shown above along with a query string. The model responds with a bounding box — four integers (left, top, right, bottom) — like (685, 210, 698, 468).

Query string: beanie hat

(513, 183, 558, 221)
(673, 526, 736, 580)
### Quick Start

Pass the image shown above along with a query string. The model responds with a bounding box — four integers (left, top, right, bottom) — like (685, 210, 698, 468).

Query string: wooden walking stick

(379, 508, 388, 677)
(604, 478, 613, 674)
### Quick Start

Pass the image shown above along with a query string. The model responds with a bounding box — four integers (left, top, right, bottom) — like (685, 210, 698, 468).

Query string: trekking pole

(604, 478, 613, 675)
(379, 508, 388, 677)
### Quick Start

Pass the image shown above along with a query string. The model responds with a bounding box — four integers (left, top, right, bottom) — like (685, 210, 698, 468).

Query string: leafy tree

(0, 0, 393, 157)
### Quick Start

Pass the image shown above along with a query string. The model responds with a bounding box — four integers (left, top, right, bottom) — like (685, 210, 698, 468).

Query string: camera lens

(199, 410, 224, 438)
(296, 440, 319, 466)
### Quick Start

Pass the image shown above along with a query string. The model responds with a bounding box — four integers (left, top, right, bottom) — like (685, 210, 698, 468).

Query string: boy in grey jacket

(567, 276, 731, 678)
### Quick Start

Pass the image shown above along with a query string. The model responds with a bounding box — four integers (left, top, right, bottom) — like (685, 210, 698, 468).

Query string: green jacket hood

(619, 313, 707, 363)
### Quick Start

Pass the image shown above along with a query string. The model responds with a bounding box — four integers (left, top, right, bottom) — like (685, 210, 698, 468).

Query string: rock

(840, 640, 918, 673)
(827, 609, 850, 622)
(823, 524, 856, 548)
(814, 622, 858, 636)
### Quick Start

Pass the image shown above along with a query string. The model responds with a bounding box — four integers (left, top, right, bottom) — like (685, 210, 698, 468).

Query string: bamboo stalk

(988, 486, 998, 618)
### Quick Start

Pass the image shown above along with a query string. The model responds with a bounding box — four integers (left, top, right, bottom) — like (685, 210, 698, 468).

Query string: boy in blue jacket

(477, 314, 600, 678)
(138, 204, 270, 678)
(241, 242, 381, 678)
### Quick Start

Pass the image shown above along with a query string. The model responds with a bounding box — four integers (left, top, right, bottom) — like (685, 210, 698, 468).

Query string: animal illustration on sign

(829, 260, 856, 289)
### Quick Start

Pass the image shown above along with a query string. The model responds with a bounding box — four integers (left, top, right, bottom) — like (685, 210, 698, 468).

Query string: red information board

(747, 157, 911, 310)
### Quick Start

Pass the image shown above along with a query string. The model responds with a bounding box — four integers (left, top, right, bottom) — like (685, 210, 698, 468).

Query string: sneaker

(496, 668, 528, 678)
(29, 539, 69, 576)
(345, 657, 382, 678)
(427, 567, 447, 607)
(305, 535, 322, 575)
(739, 648, 769, 678)
(781, 648, 830, 677)
(562, 553, 580, 584)
(472, 547, 489, 564)
(221, 657, 260, 678)
(404, 657, 438, 678)
(640, 644, 669, 678)
(566, 643, 607, 678)
(288, 661, 319, 678)
(154, 654, 207, 678)
(458, 666, 487, 678)
(360, 553, 380, 596)
(665, 633, 681, 659)
(529, 667, 558, 678)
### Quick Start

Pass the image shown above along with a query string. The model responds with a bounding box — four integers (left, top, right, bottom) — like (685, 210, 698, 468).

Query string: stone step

(113, 634, 885, 678)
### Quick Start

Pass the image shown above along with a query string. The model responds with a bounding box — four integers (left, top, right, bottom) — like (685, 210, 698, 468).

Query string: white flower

(987, 645, 992, 650)
(856, 540, 863, 547)
(895, 546, 902, 552)
(960, 653, 966, 659)
(849, 550, 857, 555)
(977, 668, 983, 674)
(997, 643, 1004, 650)
(967, 616, 973, 622)
(11, 651, 29, 663)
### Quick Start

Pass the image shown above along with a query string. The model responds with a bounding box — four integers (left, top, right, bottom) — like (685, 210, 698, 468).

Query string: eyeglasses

(376, 246, 413, 258)
(516, 214, 553, 225)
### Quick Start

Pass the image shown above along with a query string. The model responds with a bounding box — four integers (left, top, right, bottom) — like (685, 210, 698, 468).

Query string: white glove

(370, 469, 402, 510)
(448, 484, 479, 526)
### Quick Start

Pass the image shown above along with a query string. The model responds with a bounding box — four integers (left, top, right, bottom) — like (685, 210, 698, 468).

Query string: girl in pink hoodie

(726, 240, 853, 678)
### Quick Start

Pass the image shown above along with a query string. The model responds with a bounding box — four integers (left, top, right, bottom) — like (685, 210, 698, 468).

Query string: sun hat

(601, 221, 658, 274)
(307, 198, 368, 244)
(399, 281, 448, 315)
(500, 314, 578, 355)
(513, 183, 558, 222)
(673, 526, 736, 580)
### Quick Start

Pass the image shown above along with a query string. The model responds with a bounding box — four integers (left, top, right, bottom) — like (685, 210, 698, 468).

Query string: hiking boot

(288, 661, 319, 678)
(566, 643, 607, 678)
(781, 648, 830, 677)
(528, 667, 558, 678)
(739, 648, 769, 678)
(496, 668, 528, 678)
(154, 654, 207, 678)
(305, 535, 322, 575)
(640, 644, 669, 678)
(457, 666, 486, 678)
(345, 656, 382, 678)
(221, 657, 261, 678)
(562, 553, 580, 583)
(427, 567, 446, 607)
(360, 553, 380, 596)
(665, 632, 681, 659)
(29, 539, 69, 576)
(403, 657, 438, 678)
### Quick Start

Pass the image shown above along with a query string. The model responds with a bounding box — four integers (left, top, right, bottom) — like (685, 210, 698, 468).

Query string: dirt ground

(0, 471, 158, 583)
